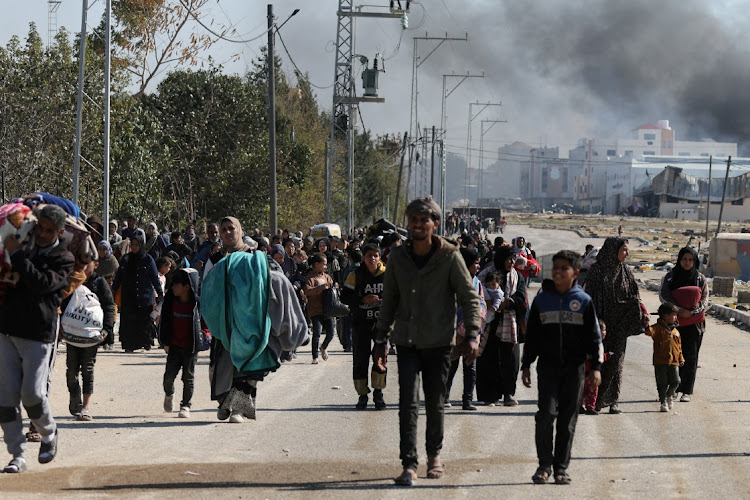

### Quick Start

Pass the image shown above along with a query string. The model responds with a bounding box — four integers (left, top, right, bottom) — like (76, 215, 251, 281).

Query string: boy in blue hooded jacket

(521, 250, 602, 485)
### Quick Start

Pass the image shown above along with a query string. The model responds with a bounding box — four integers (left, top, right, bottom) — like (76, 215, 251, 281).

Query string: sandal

(394, 468, 417, 486)
(532, 466, 551, 484)
(554, 471, 572, 485)
(25, 431, 41, 443)
(426, 457, 444, 479)
(76, 410, 93, 421)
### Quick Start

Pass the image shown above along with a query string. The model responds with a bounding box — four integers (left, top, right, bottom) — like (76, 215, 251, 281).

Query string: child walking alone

(645, 303, 684, 412)
(521, 250, 602, 485)
(158, 268, 204, 418)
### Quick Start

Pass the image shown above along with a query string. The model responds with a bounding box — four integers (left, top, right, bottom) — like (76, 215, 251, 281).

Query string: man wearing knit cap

(375, 196, 482, 486)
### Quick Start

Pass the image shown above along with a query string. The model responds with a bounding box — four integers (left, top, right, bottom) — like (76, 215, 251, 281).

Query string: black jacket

(158, 268, 203, 354)
(0, 241, 74, 343)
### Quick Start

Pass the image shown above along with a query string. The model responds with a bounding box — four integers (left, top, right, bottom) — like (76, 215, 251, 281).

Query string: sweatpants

(66, 344, 98, 409)
(0, 334, 57, 459)
(397, 345, 452, 472)
(535, 363, 585, 474)
(163, 346, 198, 408)
(655, 364, 680, 403)
(352, 320, 386, 395)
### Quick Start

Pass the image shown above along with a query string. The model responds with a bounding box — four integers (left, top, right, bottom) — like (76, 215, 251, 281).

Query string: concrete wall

(660, 201, 750, 222)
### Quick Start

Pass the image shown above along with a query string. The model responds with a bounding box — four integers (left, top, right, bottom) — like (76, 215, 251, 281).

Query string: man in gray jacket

(375, 196, 482, 486)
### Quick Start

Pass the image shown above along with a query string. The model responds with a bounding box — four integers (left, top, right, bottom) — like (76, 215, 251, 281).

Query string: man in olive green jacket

(375, 196, 482, 486)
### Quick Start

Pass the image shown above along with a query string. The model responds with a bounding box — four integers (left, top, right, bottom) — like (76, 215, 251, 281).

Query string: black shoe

(462, 402, 477, 411)
(38, 429, 58, 464)
(609, 404, 622, 414)
(373, 390, 386, 410)
(585, 408, 599, 415)
(578, 406, 586, 415)
(356, 394, 368, 409)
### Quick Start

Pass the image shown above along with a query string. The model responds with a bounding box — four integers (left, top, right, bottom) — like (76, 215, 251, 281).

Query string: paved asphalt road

(2, 226, 749, 498)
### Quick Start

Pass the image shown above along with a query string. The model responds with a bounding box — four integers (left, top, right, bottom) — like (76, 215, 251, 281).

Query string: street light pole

(267, 6, 300, 236)
(267, 4, 277, 236)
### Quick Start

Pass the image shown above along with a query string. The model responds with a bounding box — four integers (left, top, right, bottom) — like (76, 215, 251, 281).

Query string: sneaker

(38, 429, 58, 464)
(178, 406, 190, 418)
(164, 394, 174, 413)
(356, 394, 368, 409)
(373, 389, 386, 410)
(320, 348, 328, 361)
(228, 411, 244, 423)
(311, 358, 319, 364)
(217, 408, 231, 421)
(3, 457, 27, 473)
(504, 395, 518, 407)
(668, 399, 674, 410)
(609, 404, 622, 414)
(444, 401, 452, 408)
(102, 344, 113, 351)
(680, 393, 691, 402)
(660, 402, 669, 412)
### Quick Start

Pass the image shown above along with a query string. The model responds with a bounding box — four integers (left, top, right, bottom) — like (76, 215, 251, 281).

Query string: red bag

(671, 286, 705, 326)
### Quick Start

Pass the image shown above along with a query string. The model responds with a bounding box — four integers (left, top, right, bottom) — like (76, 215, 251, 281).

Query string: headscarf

(493, 245, 515, 272)
(584, 236, 641, 339)
(669, 246, 699, 290)
(459, 247, 479, 269)
(269, 244, 286, 260)
(97, 240, 113, 258)
(220, 216, 250, 254)
(132, 229, 147, 257)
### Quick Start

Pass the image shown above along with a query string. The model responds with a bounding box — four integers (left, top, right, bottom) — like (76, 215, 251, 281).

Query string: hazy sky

(3, 0, 750, 158)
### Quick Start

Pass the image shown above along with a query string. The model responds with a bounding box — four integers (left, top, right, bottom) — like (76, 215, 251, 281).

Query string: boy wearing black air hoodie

(521, 250, 602, 486)
(158, 268, 206, 419)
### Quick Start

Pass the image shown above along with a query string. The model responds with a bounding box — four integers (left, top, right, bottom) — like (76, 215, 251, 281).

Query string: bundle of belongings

(367, 218, 407, 241)
(0, 193, 98, 345)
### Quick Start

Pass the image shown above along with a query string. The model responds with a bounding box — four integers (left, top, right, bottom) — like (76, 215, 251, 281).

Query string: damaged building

(637, 165, 750, 221)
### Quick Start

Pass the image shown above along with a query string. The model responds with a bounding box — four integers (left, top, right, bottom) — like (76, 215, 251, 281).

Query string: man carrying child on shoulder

(159, 268, 205, 418)
(521, 250, 602, 485)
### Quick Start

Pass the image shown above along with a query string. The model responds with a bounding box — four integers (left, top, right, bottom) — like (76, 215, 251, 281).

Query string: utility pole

(716, 156, 731, 236)
(430, 126, 436, 196)
(394, 132, 408, 224)
(439, 71, 484, 234)
(324, 142, 331, 222)
(705, 155, 712, 242)
(268, 4, 277, 235)
(409, 33, 469, 160)
(464, 101, 502, 203)
(103, 0, 111, 241)
(72, 0, 88, 206)
(478, 118, 506, 202)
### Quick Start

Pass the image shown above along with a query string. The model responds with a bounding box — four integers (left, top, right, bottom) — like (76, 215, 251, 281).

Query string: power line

(177, 0, 273, 44)
(276, 30, 334, 90)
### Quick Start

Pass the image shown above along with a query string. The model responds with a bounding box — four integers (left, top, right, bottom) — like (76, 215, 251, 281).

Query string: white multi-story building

(583, 120, 737, 161)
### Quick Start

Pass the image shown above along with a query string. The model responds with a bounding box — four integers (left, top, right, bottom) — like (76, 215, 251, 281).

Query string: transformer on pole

(328, 2, 400, 234)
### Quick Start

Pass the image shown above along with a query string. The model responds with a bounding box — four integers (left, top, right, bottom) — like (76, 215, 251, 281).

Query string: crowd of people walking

(0, 196, 710, 488)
